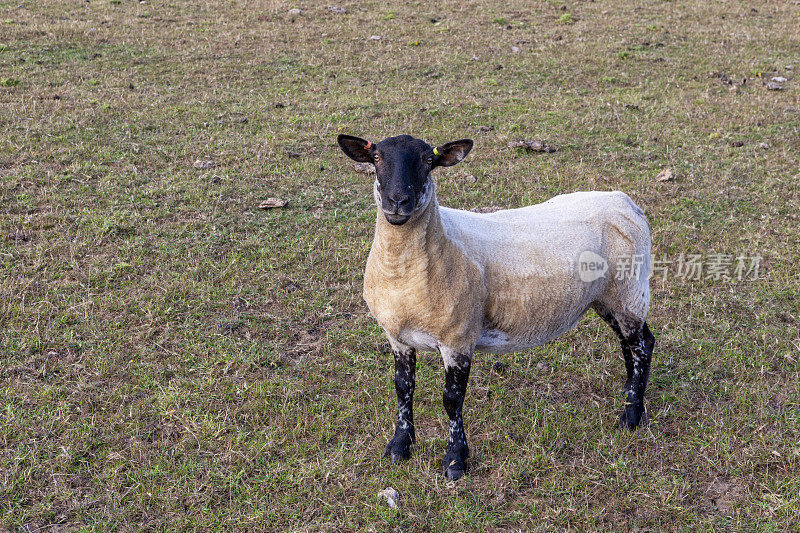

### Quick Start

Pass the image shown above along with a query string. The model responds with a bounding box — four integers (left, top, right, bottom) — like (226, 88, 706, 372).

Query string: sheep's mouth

(384, 212, 411, 225)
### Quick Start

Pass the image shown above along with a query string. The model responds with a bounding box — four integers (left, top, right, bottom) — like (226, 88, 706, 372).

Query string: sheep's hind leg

(383, 341, 417, 463)
(619, 322, 656, 431)
(618, 321, 655, 430)
(440, 347, 471, 481)
(594, 305, 655, 430)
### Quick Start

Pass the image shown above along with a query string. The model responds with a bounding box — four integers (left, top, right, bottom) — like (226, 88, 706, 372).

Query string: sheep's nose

(388, 192, 412, 210)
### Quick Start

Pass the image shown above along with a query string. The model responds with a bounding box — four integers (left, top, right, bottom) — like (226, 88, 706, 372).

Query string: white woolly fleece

(364, 179, 651, 358)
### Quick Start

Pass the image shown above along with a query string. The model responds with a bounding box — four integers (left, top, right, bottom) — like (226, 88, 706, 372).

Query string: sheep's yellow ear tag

(433, 147, 440, 156)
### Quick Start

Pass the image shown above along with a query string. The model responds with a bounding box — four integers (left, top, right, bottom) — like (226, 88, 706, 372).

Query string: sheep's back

(440, 191, 651, 349)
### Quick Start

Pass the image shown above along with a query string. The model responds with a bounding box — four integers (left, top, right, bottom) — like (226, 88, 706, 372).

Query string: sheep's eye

(426, 156, 433, 165)
(373, 153, 381, 162)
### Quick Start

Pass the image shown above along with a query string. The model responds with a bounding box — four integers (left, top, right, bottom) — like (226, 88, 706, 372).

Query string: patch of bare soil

(705, 477, 748, 514)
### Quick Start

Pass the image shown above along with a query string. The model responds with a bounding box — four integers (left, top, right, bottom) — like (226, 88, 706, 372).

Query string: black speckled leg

(619, 322, 655, 430)
(441, 352, 471, 480)
(594, 305, 655, 431)
(384, 346, 416, 463)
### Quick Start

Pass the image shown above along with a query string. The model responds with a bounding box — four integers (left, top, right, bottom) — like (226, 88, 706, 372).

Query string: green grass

(1, 0, 799, 530)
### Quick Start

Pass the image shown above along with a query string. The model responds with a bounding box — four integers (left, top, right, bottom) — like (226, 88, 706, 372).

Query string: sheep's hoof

(383, 432, 414, 464)
(442, 450, 468, 481)
(444, 463, 465, 481)
(618, 406, 647, 431)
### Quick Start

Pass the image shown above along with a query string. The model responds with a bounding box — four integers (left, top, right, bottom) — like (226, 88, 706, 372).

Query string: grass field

(1, 0, 799, 530)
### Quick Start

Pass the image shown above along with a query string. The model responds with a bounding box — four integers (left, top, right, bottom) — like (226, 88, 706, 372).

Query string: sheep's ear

(433, 139, 473, 167)
(337, 134, 374, 163)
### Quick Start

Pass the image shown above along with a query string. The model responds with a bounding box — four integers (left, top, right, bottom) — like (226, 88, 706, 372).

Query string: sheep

(337, 133, 655, 481)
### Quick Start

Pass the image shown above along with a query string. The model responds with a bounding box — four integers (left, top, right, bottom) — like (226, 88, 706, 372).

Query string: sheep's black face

(337, 134, 473, 226)
(370, 135, 433, 225)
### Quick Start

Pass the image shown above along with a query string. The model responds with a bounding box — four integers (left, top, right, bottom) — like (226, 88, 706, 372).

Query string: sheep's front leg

(383, 341, 416, 463)
(440, 347, 471, 481)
